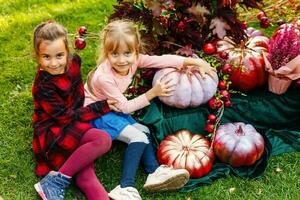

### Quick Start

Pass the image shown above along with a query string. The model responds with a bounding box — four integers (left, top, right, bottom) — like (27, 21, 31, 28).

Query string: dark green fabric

(136, 87, 300, 192)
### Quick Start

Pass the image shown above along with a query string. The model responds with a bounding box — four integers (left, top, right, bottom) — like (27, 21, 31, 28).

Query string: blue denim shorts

(91, 112, 137, 140)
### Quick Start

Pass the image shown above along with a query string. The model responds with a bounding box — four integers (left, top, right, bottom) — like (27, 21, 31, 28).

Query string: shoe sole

(108, 192, 119, 200)
(143, 172, 189, 192)
(34, 183, 48, 200)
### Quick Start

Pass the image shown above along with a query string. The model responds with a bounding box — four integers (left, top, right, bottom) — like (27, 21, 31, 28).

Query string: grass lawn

(0, 0, 299, 199)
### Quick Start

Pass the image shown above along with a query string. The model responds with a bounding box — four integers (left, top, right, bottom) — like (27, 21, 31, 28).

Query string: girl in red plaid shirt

(32, 21, 117, 200)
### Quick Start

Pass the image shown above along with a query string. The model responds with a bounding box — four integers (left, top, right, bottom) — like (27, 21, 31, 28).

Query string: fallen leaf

(9, 174, 17, 179)
(0, 196, 4, 200)
(275, 167, 283, 172)
(257, 188, 263, 195)
(229, 187, 236, 193)
(186, 192, 191, 200)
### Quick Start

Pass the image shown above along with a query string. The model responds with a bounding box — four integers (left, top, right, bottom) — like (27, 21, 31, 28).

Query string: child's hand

(107, 99, 121, 112)
(196, 60, 217, 79)
(145, 76, 176, 101)
(183, 58, 217, 80)
(154, 76, 176, 97)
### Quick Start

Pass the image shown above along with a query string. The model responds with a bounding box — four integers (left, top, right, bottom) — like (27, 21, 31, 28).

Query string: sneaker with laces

(108, 185, 142, 200)
(34, 171, 71, 200)
(143, 165, 190, 192)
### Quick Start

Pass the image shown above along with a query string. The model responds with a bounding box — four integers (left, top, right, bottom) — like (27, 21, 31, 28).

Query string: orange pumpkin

(216, 27, 269, 92)
(157, 129, 214, 178)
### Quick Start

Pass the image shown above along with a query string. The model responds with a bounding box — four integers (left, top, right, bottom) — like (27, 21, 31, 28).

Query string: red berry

(204, 123, 214, 133)
(224, 100, 232, 107)
(240, 21, 247, 30)
(218, 80, 227, 90)
(260, 17, 271, 28)
(208, 98, 222, 109)
(78, 26, 87, 36)
(207, 114, 217, 124)
(256, 11, 266, 20)
(203, 43, 216, 55)
(75, 38, 86, 50)
(220, 90, 230, 100)
(218, 51, 228, 59)
(221, 63, 233, 74)
(295, 79, 300, 88)
(277, 19, 286, 26)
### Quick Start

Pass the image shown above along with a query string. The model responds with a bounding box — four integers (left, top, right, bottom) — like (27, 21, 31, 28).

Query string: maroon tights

(59, 128, 112, 200)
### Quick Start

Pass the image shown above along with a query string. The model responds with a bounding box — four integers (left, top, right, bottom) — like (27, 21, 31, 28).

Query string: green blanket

(136, 87, 300, 192)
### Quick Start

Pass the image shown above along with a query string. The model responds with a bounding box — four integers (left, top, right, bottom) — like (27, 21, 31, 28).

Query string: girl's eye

(42, 55, 50, 59)
(56, 54, 64, 59)
(124, 52, 132, 56)
(111, 52, 118, 57)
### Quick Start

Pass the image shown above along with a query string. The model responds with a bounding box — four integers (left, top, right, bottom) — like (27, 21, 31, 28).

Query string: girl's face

(38, 38, 68, 75)
(107, 40, 137, 76)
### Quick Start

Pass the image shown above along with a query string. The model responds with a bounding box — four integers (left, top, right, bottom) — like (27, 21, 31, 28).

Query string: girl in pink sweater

(84, 20, 215, 200)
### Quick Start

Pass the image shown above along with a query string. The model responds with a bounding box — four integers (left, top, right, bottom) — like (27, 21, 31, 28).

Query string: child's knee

(130, 131, 149, 144)
(95, 130, 112, 151)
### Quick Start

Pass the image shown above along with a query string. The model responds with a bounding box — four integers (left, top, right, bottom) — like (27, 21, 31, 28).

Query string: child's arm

(137, 54, 216, 78)
(182, 57, 216, 78)
(34, 84, 110, 125)
(137, 54, 184, 69)
(95, 77, 151, 114)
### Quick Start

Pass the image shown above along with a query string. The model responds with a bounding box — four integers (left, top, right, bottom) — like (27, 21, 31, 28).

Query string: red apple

(78, 26, 87, 36)
(277, 19, 286, 26)
(260, 17, 271, 28)
(203, 43, 216, 55)
(221, 63, 233, 74)
(256, 11, 266, 20)
(75, 38, 86, 50)
(240, 21, 247, 30)
(218, 51, 228, 59)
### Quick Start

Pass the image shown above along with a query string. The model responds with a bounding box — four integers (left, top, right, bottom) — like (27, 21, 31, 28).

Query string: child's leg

(132, 123, 159, 174)
(76, 163, 109, 200)
(35, 128, 111, 200)
(59, 128, 112, 177)
(131, 125, 190, 192)
(116, 125, 149, 188)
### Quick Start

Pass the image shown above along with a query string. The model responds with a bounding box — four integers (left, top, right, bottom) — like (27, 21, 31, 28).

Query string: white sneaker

(108, 185, 142, 200)
(143, 165, 190, 192)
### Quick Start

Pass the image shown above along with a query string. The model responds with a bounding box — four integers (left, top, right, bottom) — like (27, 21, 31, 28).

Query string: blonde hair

(33, 21, 69, 57)
(87, 20, 144, 95)
(97, 19, 144, 64)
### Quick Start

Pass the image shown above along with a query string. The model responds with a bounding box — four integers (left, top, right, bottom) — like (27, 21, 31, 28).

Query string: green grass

(0, 0, 299, 199)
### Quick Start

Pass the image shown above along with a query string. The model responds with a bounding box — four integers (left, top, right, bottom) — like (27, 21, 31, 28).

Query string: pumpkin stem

(235, 125, 245, 135)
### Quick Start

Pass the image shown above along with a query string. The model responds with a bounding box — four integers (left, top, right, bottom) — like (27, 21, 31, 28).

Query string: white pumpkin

(152, 66, 218, 108)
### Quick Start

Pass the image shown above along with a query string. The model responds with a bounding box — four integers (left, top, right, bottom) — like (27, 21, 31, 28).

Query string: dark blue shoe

(34, 171, 71, 200)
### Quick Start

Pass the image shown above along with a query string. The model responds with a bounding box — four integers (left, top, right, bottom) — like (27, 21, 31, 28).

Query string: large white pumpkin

(152, 66, 218, 108)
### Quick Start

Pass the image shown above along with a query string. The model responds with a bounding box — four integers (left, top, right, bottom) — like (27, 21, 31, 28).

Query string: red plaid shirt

(32, 54, 110, 176)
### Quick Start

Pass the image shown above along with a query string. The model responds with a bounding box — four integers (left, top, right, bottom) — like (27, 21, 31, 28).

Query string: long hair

(87, 19, 144, 96)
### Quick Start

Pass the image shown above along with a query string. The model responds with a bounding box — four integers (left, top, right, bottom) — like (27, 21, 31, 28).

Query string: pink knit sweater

(84, 54, 184, 114)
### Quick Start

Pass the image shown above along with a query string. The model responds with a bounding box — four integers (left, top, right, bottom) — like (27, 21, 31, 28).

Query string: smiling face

(38, 38, 68, 75)
(107, 40, 137, 76)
